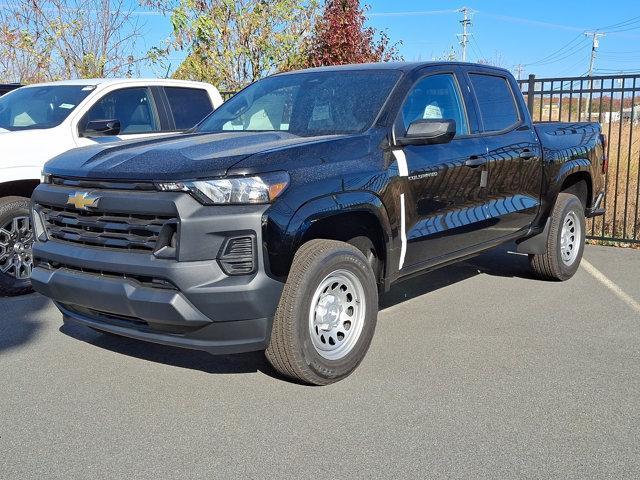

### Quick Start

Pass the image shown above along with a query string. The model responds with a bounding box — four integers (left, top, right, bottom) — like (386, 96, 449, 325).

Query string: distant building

(583, 105, 640, 123)
(621, 105, 640, 123)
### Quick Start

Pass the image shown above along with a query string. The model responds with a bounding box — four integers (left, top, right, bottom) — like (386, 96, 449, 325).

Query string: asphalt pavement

(1, 244, 639, 479)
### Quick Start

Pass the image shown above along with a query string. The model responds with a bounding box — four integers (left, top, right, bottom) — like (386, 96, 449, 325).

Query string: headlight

(157, 171, 289, 205)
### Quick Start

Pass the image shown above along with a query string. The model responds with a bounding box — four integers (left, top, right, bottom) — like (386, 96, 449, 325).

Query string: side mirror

(81, 119, 121, 137)
(397, 119, 456, 146)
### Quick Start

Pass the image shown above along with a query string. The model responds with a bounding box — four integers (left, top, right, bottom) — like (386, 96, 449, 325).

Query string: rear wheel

(265, 239, 378, 385)
(529, 192, 585, 281)
(0, 196, 34, 296)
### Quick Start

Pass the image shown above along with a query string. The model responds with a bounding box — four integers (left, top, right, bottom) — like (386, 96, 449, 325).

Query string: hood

(0, 126, 71, 173)
(44, 131, 348, 181)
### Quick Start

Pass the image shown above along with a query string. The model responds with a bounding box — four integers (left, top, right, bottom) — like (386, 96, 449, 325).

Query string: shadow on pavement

(381, 243, 533, 310)
(59, 321, 283, 379)
(57, 243, 532, 377)
(0, 293, 49, 354)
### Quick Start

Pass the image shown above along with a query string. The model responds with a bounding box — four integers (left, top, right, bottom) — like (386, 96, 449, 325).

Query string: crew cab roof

(280, 61, 513, 76)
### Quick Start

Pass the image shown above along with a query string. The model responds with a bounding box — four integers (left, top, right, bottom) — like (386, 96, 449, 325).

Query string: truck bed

(533, 121, 601, 154)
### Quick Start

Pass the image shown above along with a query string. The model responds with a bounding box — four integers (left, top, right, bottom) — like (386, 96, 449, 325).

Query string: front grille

(38, 203, 176, 253)
(50, 176, 156, 191)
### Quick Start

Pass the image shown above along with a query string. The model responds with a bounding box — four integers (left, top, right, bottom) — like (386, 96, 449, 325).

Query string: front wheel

(265, 239, 379, 385)
(0, 196, 34, 296)
(529, 192, 586, 281)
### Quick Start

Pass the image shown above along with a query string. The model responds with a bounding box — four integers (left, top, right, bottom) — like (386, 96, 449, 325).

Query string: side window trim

(466, 71, 523, 136)
(394, 70, 471, 140)
(150, 86, 175, 131)
(78, 86, 161, 136)
(455, 68, 482, 135)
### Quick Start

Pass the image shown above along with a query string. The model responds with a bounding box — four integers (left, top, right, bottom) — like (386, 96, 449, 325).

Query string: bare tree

(0, 0, 146, 83)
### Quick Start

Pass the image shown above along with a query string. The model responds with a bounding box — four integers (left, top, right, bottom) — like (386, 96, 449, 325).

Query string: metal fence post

(527, 74, 535, 114)
(518, 72, 640, 245)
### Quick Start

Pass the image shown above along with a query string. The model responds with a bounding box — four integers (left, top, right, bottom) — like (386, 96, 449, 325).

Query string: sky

(134, 0, 640, 79)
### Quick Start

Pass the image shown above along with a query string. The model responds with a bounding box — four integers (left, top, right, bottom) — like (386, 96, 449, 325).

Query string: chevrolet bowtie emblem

(67, 192, 99, 210)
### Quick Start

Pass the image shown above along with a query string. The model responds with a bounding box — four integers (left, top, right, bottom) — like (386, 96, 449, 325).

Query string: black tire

(265, 239, 379, 385)
(0, 196, 34, 296)
(529, 192, 586, 281)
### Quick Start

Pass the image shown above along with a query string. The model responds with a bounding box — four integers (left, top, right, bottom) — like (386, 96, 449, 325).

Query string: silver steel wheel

(560, 210, 581, 266)
(0, 215, 34, 280)
(308, 269, 366, 360)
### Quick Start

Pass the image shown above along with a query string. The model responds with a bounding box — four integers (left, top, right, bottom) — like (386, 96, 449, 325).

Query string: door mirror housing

(81, 119, 121, 137)
(397, 119, 456, 146)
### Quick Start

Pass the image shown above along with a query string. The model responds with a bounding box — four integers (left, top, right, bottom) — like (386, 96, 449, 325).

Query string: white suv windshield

(0, 85, 93, 131)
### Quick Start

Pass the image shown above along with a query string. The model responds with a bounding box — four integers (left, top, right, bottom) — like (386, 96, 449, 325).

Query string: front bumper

(30, 184, 284, 354)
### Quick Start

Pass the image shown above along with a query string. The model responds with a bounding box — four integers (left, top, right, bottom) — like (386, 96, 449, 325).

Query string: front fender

(0, 166, 42, 184)
(268, 191, 393, 280)
(287, 191, 392, 248)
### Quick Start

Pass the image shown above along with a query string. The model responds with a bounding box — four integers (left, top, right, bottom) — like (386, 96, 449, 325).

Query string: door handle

(465, 156, 487, 168)
(521, 149, 536, 159)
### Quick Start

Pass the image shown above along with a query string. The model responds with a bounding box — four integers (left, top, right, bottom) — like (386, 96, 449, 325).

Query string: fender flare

(520, 158, 593, 254)
(284, 191, 394, 272)
(553, 158, 592, 199)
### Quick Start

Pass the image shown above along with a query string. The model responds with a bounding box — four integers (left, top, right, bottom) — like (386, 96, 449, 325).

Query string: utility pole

(514, 64, 525, 80)
(584, 31, 605, 119)
(457, 7, 473, 62)
(585, 31, 605, 77)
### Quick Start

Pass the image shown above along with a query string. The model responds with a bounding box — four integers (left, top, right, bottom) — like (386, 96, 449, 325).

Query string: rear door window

(469, 74, 520, 132)
(164, 87, 213, 130)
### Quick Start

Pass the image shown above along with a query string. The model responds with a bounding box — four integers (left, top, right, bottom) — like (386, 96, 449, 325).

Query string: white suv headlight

(157, 172, 289, 205)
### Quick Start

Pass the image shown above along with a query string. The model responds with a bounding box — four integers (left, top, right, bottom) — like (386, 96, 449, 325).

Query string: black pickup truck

(31, 62, 606, 385)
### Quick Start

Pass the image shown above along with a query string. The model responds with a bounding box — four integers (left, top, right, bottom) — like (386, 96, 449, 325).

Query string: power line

(469, 41, 483, 62)
(471, 36, 485, 61)
(555, 55, 589, 76)
(368, 9, 457, 17)
(605, 24, 640, 33)
(595, 68, 640, 73)
(599, 49, 640, 54)
(524, 33, 587, 66)
(529, 41, 590, 67)
(598, 55, 640, 62)
(596, 15, 640, 31)
(524, 14, 640, 70)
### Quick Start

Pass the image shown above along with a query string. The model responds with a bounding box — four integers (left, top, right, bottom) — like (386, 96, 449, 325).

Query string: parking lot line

(581, 258, 640, 314)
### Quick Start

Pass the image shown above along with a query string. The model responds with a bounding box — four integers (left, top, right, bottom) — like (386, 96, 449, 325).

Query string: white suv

(0, 78, 223, 295)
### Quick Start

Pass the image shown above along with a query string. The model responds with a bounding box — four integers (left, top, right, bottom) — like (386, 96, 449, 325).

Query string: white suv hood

(0, 126, 76, 182)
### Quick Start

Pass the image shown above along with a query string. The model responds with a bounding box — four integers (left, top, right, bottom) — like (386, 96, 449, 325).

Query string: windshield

(0, 85, 93, 131)
(198, 70, 402, 136)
